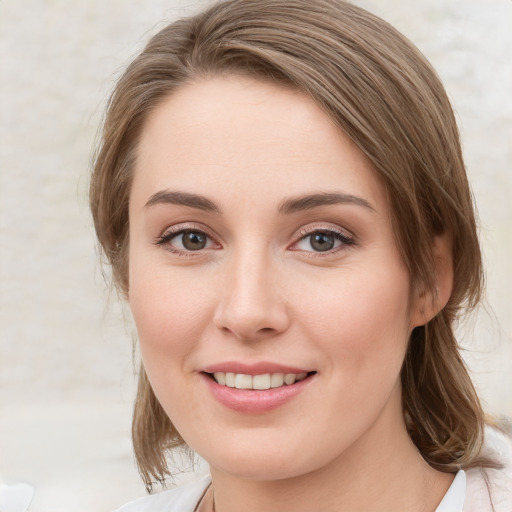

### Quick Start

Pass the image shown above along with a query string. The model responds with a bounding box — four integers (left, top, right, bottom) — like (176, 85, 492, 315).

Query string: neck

(201, 391, 454, 512)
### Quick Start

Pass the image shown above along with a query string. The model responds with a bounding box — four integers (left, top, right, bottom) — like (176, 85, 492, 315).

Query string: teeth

(225, 372, 235, 387)
(284, 373, 297, 385)
(253, 374, 271, 390)
(235, 374, 253, 389)
(215, 372, 226, 386)
(212, 372, 309, 390)
(270, 373, 284, 388)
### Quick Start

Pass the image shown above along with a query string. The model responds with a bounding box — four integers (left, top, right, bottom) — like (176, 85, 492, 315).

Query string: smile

(202, 368, 316, 413)
(211, 372, 310, 390)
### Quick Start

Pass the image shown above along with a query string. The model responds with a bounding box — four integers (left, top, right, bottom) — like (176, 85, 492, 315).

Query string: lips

(201, 362, 316, 413)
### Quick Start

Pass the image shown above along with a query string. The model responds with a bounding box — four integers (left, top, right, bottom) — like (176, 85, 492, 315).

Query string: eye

(293, 229, 355, 253)
(155, 227, 219, 253)
(173, 230, 210, 250)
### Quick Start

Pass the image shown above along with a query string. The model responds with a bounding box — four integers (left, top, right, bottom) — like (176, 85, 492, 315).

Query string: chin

(192, 433, 340, 482)
(211, 455, 312, 482)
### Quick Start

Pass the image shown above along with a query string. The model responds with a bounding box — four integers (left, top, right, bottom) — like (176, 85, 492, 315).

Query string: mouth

(205, 371, 316, 390)
(202, 367, 317, 413)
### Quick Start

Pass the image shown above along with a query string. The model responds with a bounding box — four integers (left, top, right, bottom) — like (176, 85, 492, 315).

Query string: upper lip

(201, 361, 313, 375)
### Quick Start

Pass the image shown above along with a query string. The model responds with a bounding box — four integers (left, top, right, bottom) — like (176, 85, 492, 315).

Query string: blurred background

(0, 0, 511, 510)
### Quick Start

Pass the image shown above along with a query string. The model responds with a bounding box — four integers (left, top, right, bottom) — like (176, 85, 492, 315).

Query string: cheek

(128, 263, 212, 371)
(128, 266, 213, 427)
(299, 265, 412, 376)
(298, 268, 412, 446)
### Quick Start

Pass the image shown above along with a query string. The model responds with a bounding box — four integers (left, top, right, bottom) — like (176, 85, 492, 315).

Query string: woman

(89, 0, 511, 510)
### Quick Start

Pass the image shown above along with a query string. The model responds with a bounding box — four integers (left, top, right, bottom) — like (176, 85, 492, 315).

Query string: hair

(90, 0, 495, 490)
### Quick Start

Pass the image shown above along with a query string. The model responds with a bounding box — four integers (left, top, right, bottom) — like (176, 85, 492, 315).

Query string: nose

(213, 251, 290, 341)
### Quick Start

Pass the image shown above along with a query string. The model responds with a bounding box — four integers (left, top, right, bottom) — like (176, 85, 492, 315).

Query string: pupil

(311, 233, 334, 252)
(182, 231, 206, 250)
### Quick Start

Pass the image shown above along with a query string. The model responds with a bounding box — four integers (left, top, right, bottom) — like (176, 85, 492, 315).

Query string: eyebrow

(145, 190, 221, 213)
(144, 190, 374, 215)
(278, 192, 375, 214)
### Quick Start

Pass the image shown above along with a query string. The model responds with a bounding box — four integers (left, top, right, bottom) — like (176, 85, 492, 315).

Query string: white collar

(434, 470, 466, 512)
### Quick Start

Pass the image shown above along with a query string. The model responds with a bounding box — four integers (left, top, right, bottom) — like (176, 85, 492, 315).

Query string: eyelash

(154, 224, 356, 256)
(154, 223, 219, 256)
(291, 226, 356, 255)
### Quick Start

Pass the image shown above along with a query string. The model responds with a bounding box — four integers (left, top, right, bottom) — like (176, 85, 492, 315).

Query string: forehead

(132, 76, 386, 212)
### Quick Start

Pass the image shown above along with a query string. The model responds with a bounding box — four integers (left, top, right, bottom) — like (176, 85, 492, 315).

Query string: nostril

(213, 294, 291, 340)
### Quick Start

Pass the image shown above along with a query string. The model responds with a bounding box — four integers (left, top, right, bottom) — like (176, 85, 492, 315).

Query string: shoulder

(464, 425, 512, 512)
(113, 476, 211, 512)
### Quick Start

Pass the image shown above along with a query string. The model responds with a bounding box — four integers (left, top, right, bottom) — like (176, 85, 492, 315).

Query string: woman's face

(128, 76, 423, 480)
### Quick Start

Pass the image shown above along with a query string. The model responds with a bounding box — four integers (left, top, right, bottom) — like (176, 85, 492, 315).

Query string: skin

(128, 76, 454, 511)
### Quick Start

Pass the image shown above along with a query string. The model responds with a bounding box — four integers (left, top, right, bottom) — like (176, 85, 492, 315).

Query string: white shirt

(435, 470, 466, 512)
(115, 471, 466, 512)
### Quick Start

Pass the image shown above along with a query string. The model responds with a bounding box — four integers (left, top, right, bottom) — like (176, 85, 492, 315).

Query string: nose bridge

(214, 243, 288, 339)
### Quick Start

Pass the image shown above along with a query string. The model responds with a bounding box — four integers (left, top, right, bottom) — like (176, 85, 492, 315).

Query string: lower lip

(202, 373, 315, 413)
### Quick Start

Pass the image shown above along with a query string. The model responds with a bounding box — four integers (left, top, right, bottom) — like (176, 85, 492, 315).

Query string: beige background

(0, 1, 511, 511)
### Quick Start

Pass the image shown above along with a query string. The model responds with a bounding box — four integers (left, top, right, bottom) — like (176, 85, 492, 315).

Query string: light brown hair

(90, 0, 492, 489)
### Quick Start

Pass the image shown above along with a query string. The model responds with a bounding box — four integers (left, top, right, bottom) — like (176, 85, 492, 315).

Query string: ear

(410, 233, 454, 328)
